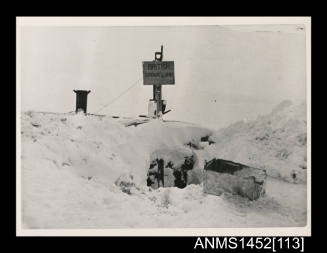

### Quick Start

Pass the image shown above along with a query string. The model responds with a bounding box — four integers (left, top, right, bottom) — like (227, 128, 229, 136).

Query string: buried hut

(203, 158, 267, 200)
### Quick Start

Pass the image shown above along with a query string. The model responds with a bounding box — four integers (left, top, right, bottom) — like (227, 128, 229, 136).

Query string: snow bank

(21, 112, 211, 187)
(206, 100, 307, 183)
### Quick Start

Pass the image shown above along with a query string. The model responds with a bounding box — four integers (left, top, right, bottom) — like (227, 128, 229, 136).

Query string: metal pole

(155, 85, 162, 118)
(154, 45, 163, 118)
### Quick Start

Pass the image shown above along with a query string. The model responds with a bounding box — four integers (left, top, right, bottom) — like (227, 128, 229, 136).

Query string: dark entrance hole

(147, 155, 195, 189)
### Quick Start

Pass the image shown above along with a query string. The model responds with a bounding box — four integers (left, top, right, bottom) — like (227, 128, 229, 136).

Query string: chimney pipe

(73, 90, 91, 114)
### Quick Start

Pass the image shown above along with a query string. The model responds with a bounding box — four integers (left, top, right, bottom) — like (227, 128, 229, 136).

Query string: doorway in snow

(147, 148, 196, 189)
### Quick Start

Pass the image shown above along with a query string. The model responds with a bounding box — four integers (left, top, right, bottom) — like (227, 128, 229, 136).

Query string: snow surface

(20, 101, 307, 228)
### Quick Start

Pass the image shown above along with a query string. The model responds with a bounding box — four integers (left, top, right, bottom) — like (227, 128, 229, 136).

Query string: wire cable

(95, 77, 143, 114)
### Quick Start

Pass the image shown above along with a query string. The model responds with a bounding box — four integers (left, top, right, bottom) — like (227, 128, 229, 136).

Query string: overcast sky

(20, 25, 307, 129)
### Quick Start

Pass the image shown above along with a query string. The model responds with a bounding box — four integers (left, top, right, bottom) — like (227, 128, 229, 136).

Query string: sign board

(143, 61, 175, 85)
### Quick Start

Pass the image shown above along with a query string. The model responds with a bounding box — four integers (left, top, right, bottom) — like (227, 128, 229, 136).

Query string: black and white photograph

(16, 17, 311, 236)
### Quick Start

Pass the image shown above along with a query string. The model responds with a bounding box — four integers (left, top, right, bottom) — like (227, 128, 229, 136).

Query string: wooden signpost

(142, 46, 175, 118)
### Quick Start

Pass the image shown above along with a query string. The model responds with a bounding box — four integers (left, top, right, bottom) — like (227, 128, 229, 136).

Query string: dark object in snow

(186, 136, 215, 150)
(175, 156, 195, 188)
(186, 141, 200, 149)
(200, 135, 215, 145)
(147, 159, 165, 188)
(147, 155, 195, 189)
(31, 122, 41, 128)
(157, 158, 164, 187)
(115, 173, 137, 195)
(201, 136, 209, 142)
(291, 170, 297, 181)
(205, 159, 244, 174)
(125, 120, 149, 127)
(182, 155, 195, 171)
(147, 160, 158, 187)
(163, 109, 171, 115)
(204, 158, 267, 200)
(173, 169, 187, 188)
(73, 90, 91, 114)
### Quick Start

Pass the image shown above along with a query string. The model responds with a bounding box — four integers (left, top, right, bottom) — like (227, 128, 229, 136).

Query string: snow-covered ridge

(21, 111, 212, 186)
(206, 100, 307, 183)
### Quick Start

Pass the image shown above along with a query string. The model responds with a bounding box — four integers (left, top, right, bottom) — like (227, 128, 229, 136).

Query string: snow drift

(20, 101, 307, 228)
(202, 100, 307, 183)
